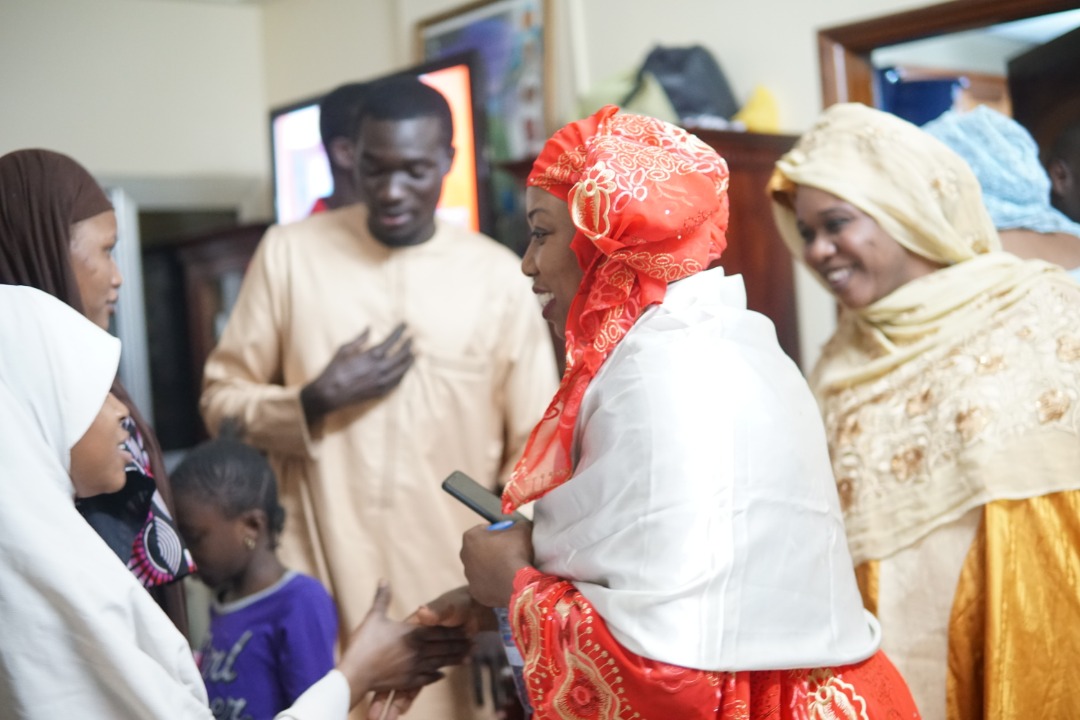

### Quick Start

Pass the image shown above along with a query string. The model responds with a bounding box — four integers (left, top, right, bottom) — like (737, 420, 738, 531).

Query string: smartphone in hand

(442, 471, 527, 524)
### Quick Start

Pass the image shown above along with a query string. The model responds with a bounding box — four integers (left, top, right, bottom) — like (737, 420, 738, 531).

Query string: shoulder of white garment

(542, 266, 881, 671)
(273, 669, 349, 720)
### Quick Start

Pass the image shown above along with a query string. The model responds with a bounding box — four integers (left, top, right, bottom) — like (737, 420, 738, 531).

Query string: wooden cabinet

(142, 222, 265, 447)
(176, 224, 267, 400)
(690, 129, 800, 364)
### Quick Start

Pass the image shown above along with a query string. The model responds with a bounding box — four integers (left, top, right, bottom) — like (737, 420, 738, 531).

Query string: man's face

(1050, 154, 1080, 224)
(357, 116, 454, 247)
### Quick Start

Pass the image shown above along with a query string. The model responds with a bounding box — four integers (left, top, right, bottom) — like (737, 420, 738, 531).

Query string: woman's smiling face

(69, 392, 131, 498)
(521, 186, 584, 340)
(794, 186, 940, 309)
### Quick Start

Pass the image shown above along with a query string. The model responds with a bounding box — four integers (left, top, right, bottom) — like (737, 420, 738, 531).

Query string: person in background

(171, 433, 338, 720)
(200, 73, 557, 720)
(1048, 118, 1080, 224)
(0, 284, 469, 719)
(0, 148, 195, 633)
(394, 105, 920, 720)
(923, 105, 1080, 278)
(309, 81, 370, 215)
(769, 102, 1080, 720)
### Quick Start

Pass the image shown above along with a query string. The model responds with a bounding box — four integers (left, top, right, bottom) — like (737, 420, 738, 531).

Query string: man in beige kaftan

(200, 76, 557, 719)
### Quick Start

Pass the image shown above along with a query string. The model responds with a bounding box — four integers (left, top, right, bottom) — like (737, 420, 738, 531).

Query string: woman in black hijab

(0, 148, 194, 633)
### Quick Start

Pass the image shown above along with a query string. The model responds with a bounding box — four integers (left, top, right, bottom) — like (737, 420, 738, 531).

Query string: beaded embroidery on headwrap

(502, 105, 730, 511)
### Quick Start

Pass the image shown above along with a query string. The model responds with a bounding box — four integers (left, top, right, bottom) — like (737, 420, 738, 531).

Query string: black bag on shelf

(621, 45, 739, 122)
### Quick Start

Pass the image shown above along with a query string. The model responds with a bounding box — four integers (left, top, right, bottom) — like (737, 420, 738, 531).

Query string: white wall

(0, 0, 266, 179)
(260, 0, 399, 106)
(0, 0, 973, 367)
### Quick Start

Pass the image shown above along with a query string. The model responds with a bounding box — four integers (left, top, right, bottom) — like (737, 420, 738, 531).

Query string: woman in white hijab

(0, 285, 467, 719)
(0, 284, 211, 717)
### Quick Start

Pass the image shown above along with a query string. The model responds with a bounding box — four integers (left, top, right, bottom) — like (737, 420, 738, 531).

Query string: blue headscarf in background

(924, 106, 1080, 238)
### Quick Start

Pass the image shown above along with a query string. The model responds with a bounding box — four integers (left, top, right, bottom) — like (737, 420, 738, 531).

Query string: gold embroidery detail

(905, 389, 933, 417)
(969, 232, 991, 254)
(1056, 335, 1080, 362)
(837, 478, 855, 511)
(620, 250, 703, 282)
(806, 672, 870, 720)
(890, 446, 924, 481)
(976, 354, 1005, 374)
(866, 389, 894, 406)
(817, 279, 1080, 564)
(837, 415, 862, 445)
(1037, 389, 1070, 424)
(857, 124, 898, 154)
(930, 168, 960, 203)
(955, 407, 987, 442)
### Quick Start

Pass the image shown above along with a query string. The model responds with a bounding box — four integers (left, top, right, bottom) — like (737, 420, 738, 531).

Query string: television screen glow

(271, 56, 488, 231)
(271, 104, 328, 224)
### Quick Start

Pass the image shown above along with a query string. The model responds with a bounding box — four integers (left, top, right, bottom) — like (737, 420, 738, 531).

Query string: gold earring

(244, 537, 256, 550)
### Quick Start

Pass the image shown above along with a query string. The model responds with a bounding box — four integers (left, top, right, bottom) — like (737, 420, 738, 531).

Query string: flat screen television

(269, 52, 491, 234)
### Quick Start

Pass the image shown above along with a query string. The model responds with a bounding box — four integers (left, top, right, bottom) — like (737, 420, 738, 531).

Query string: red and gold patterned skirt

(512, 568, 920, 720)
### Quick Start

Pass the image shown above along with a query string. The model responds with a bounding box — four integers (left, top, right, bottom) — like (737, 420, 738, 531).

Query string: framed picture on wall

(417, 0, 551, 163)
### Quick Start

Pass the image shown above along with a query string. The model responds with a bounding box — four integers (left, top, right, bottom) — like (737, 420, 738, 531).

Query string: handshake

(338, 583, 517, 720)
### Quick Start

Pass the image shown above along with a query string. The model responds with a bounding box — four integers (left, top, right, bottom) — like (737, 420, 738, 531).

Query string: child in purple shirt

(172, 435, 338, 720)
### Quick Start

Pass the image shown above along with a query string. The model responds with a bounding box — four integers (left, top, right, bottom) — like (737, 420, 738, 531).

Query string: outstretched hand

(413, 585, 498, 635)
(369, 586, 498, 720)
(338, 582, 470, 709)
(301, 323, 414, 424)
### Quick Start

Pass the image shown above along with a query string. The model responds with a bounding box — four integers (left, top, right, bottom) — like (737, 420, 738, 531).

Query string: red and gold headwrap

(503, 105, 730, 511)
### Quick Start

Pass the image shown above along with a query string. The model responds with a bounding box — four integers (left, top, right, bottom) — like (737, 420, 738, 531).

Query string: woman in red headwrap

(398, 107, 920, 720)
(0, 148, 195, 632)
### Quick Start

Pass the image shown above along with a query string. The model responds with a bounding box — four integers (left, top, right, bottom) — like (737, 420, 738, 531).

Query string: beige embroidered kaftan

(201, 205, 557, 719)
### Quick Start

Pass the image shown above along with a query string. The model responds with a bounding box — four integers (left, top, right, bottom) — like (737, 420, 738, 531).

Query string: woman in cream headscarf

(770, 102, 1080, 720)
(409, 106, 918, 720)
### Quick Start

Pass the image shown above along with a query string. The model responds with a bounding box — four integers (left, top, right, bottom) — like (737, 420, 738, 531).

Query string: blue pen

(487, 519, 515, 531)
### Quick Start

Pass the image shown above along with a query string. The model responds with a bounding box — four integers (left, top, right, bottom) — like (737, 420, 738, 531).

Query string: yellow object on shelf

(733, 86, 780, 133)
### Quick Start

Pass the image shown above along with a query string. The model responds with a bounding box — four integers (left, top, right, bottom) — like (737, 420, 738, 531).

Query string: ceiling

(986, 8, 1080, 44)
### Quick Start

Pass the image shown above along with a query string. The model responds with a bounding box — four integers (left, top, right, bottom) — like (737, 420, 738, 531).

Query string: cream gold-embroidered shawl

(769, 103, 1080, 563)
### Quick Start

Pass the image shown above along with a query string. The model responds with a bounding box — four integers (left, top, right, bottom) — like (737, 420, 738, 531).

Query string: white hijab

(0, 286, 209, 718)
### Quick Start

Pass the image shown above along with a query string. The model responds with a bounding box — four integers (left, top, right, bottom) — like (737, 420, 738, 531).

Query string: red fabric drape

(511, 568, 920, 720)
(504, 106, 730, 512)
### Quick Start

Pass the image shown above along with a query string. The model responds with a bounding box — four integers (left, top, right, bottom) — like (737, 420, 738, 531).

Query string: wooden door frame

(818, 0, 1080, 107)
